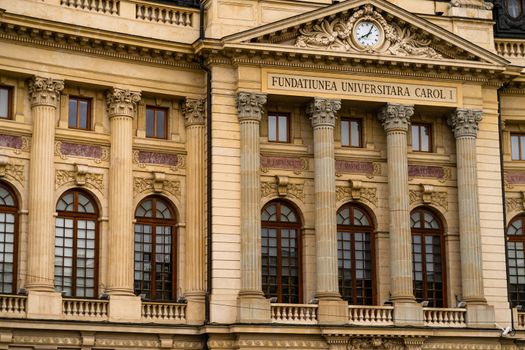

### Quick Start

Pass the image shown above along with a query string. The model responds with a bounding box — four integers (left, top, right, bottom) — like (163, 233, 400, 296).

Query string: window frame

(0, 182, 18, 294)
(68, 96, 92, 130)
(411, 123, 432, 153)
(340, 118, 363, 148)
(261, 200, 303, 304)
(505, 0, 524, 18)
(55, 189, 99, 298)
(134, 196, 177, 302)
(506, 214, 525, 307)
(511, 133, 525, 161)
(0, 86, 13, 120)
(145, 106, 169, 140)
(267, 112, 291, 144)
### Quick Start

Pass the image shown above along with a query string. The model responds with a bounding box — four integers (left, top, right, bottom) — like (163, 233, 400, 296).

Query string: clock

(353, 20, 382, 48)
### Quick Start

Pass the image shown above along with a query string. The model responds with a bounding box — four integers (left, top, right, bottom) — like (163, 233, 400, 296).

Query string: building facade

(0, 0, 525, 348)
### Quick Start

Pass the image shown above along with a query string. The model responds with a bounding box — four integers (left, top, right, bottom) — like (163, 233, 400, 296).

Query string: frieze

(260, 181, 305, 201)
(260, 155, 308, 175)
(95, 338, 160, 348)
(349, 337, 405, 350)
(133, 150, 184, 171)
(0, 134, 30, 154)
(408, 165, 451, 183)
(13, 335, 81, 346)
(336, 185, 378, 207)
(55, 141, 109, 163)
(55, 169, 104, 191)
(236, 339, 327, 348)
(335, 160, 381, 178)
(173, 341, 204, 349)
(506, 171, 525, 189)
(423, 344, 501, 350)
(133, 177, 181, 198)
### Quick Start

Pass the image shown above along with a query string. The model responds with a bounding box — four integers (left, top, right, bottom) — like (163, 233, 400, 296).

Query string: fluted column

(26, 76, 64, 292)
(106, 88, 141, 297)
(236, 92, 270, 323)
(182, 98, 206, 324)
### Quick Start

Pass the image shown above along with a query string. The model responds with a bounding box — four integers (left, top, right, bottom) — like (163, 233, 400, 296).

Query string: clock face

(354, 21, 381, 48)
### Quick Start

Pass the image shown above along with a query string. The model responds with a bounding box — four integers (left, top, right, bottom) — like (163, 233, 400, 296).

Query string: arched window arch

(336, 203, 375, 305)
(261, 200, 302, 303)
(410, 207, 446, 307)
(134, 196, 177, 301)
(506, 0, 523, 18)
(55, 189, 98, 298)
(506, 214, 525, 306)
(0, 182, 18, 294)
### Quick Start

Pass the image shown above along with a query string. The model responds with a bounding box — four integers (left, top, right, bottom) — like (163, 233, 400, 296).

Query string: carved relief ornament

(182, 98, 206, 127)
(295, 4, 442, 59)
(237, 92, 267, 122)
(28, 76, 64, 108)
(0, 156, 24, 185)
(449, 0, 493, 10)
(261, 176, 305, 202)
(336, 180, 378, 207)
(133, 173, 181, 198)
(409, 184, 448, 211)
(377, 103, 414, 132)
(447, 109, 483, 138)
(306, 98, 341, 128)
(106, 88, 141, 118)
(55, 166, 104, 191)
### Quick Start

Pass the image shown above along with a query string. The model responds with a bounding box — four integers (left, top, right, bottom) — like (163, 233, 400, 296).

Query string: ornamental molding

(335, 160, 382, 178)
(28, 76, 64, 108)
(261, 176, 305, 202)
(55, 166, 104, 191)
(172, 340, 204, 349)
(423, 344, 501, 350)
(106, 88, 141, 118)
(207, 339, 237, 349)
(133, 150, 184, 171)
(95, 338, 160, 348)
(260, 155, 309, 175)
(306, 98, 341, 128)
(13, 335, 81, 346)
(236, 339, 327, 348)
(295, 4, 443, 59)
(408, 165, 452, 183)
(0, 157, 24, 185)
(377, 103, 414, 132)
(55, 141, 110, 164)
(182, 98, 206, 127)
(336, 180, 378, 207)
(133, 174, 181, 198)
(449, 0, 493, 10)
(0, 134, 30, 154)
(447, 109, 483, 139)
(237, 92, 267, 122)
(409, 185, 448, 211)
(506, 191, 525, 213)
(349, 337, 405, 350)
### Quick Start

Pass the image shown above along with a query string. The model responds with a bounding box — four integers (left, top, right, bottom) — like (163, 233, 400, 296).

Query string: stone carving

(237, 92, 267, 122)
(260, 155, 308, 174)
(133, 150, 183, 171)
(506, 192, 525, 213)
(448, 109, 483, 138)
(336, 181, 378, 207)
(377, 103, 414, 132)
(0, 134, 30, 154)
(95, 338, 160, 348)
(0, 158, 24, 184)
(13, 335, 81, 346)
(409, 185, 448, 211)
(260, 178, 305, 201)
(28, 76, 64, 108)
(236, 339, 327, 348)
(55, 168, 103, 191)
(296, 4, 442, 59)
(409, 165, 452, 183)
(106, 88, 141, 118)
(133, 176, 181, 198)
(505, 171, 525, 189)
(306, 98, 341, 128)
(349, 337, 405, 350)
(55, 141, 109, 163)
(449, 0, 493, 10)
(182, 98, 206, 126)
(173, 341, 204, 349)
(335, 160, 382, 178)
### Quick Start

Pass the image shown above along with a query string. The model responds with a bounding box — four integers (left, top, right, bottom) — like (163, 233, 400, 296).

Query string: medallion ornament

(182, 98, 206, 126)
(447, 109, 483, 138)
(306, 98, 341, 128)
(106, 88, 141, 118)
(28, 76, 64, 108)
(237, 92, 267, 122)
(377, 103, 414, 132)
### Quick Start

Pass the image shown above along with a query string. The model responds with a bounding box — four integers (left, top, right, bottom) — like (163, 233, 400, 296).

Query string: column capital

(306, 98, 341, 128)
(237, 92, 267, 122)
(377, 103, 414, 133)
(28, 76, 64, 108)
(182, 98, 206, 127)
(106, 88, 141, 119)
(448, 109, 483, 139)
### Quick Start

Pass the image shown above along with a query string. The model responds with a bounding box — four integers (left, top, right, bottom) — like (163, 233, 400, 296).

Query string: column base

(466, 303, 495, 328)
(236, 290, 270, 323)
(108, 295, 142, 323)
(317, 298, 348, 325)
(185, 291, 206, 325)
(393, 301, 424, 327)
(26, 290, 62, 319)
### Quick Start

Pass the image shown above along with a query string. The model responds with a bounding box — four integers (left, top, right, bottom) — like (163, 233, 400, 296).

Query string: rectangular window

(0, 87, 12, 119)
(146, 106, 168, 139)
(68, 97, 91, 130)
(268, 113, 290, 143)
(411, 123, 432, 152)
(341, 118, 362, 147)
(511, 134, 525, 160)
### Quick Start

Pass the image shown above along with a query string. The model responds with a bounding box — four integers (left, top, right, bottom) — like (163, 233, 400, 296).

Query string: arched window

(261, 201, 302, 303)
(506, 0, 523, 18)
(507, 215, 525, 306)
(336, 204, 375, 305)
(0, 182, 17, 294)
(134, 196, 176, 301)
(55, 190, 98, 298)
(410, 207, 446, 307)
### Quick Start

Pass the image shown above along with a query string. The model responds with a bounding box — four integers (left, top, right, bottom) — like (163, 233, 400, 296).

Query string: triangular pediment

(222, 0, 508, 66)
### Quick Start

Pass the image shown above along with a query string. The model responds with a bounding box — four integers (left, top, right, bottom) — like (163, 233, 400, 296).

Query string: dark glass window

(507, 215, 525, 306)
(337, 204, 375, 305)
(411, 124, 432, 152)
(511, 134, 525, 160)
(0, 87, 12, 119)
(261, 201, 301, 303)
(268, 113, 290, 143)
(55, 190, 98, 298)
(0, 182, 17, 294)
(146, 107, 168, 139)
(341, 119, 362, 147)
(411, 208, 446, 307)
(68, 97, 91, 130)
(506, 0, 523, 18)
(134, 197, 176, 301)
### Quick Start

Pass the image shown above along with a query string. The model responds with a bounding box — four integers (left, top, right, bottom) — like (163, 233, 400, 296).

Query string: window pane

(268, 115, 277, 142)
(341, 120, 349, 146)
(79, 100, 89, 129)
(507, 0, 522, 18)
(278, 115, 288, 142)
(156, 110, 166, 138)
(421, 125, 430, 152)
(512, 135, 521, 160)
(351, 120, 361, 147)
(412, 125, 420, 151)
(521, 136, 525, 162)
(68, 99, 78, 128)
(146, 108, 155, 138)
(0, 88, 8, 119)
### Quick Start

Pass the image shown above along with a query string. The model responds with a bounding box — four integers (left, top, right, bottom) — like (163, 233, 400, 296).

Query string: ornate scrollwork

(237, 92, 267, 122)
(349, 337, 405, 350)
(28, 76, 64, 108)
(377, 103, 414, 132)
(295, 4, 442, 59)
(447, 109, 483, 138)
(182, 98, 206, 126)
(106, 88, 141, 118)
(306, 98, 341, 128)
(450, 0, 493, 10)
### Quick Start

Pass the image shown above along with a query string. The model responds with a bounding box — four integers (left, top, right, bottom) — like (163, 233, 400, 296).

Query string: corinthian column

(377, 103, 422, 326)
(307, 98, 347, 324)
(182, 98, 206, 324)
(236, 92, 270, 323)
(106, 88, 142, 322)
(448, 109, 494, 327)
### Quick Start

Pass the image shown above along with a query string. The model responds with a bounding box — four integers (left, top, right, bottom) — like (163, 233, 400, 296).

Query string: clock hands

(358, 24, 375, 41)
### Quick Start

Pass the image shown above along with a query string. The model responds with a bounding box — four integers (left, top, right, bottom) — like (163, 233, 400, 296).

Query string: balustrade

(142, 302, 186, 323)
(135, 2, 194, 27)
(0, 295, 26, 318)
(270, 303, 318, 324)
(62, 298, 108, 320)
(60, 0, 120, 15)
(348, 305, 394, 326)
(423, 307, 466, 328)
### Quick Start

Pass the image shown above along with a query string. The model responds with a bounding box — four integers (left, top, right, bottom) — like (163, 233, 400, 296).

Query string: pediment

(223, 0, 508, 66)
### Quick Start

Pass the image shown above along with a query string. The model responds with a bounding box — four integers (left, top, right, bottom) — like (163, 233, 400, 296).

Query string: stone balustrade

(62, 298, 108, 320)
(423, 307, 466, 328)
(0, 294, 27, 318)
(135, 1, 194, 27)
(495, 39, 525, 66)
(271, 303, 318, 324)
(348, 305, 394, 326)
(516, 310, 525, 330)
(60, 0, 120, 15)
(141, 301, 187, 323)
